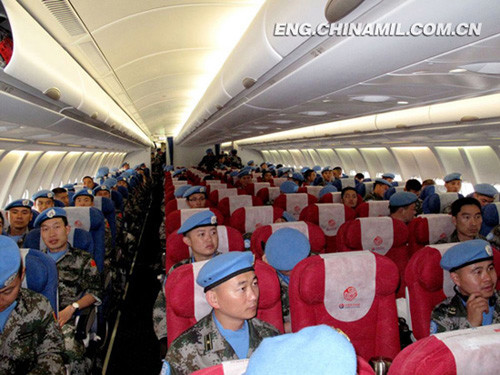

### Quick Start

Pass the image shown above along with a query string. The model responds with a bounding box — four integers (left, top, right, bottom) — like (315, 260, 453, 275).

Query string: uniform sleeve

(82, 256, 103, 304)
(153, 288, 167, 340)
(28, 300, 66, 375)
(164, 345, 188, 375)
(431, 302, 473, 333)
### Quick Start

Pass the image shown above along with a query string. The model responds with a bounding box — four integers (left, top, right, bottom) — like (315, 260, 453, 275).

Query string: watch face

(72, 302, 79, 309)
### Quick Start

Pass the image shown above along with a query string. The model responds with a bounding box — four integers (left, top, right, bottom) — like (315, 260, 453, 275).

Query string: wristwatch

(72, 302, 80, 311)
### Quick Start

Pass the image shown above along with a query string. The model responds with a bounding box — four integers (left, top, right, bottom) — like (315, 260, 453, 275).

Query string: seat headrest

(483, 203, 500, 227)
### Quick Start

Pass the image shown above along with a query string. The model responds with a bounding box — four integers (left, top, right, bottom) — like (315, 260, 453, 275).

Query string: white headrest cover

(433, 243, 459, 298)
(273, 178, 287, 187)
(422, 214, 455, 244)
(316, 204, 345, 236)
(268, 187, 281, 202)
(395, 186, 405, 193)
(180, 208, 209, 224)
(359, 217, 394, 255)
(364, 182, 374, 195)
(222, 359, 249, 374)
(216, 226, 229, 253)
(229, 195, 253, 215)
(435, 324, 500, 375)
(329, 192, 342, 203)
(320, 252, 376, 322)
(253, 182, 270, 195)
(218, 189, 238, 202)
(305, 186, 323, 198)
(65, 207, 91, 231)
(439, 193, 459, 213)
(93, 196, 103, 210)
(244, 206, 274, 233)
(173, 181, 188, 186)
(209, 184, 227, 193)
(175, 198, 189, 210)
(285, 193, 308, 220)
(341, 178, 356, 188)
(205, 180, 221, 185)
(367, 201, 390, 217)
(191, 260, 212, 321)
(271, 221, 309, 238)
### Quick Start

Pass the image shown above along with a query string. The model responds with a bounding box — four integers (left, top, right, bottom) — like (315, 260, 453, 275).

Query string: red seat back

(229, 206, 284, 234)
(165, 198, 189, 217)
(218, 195, 263, 220)
(273, 193, 318, 220)
(256, 187, 281, 205)
(355, 201, 390, 217)
(407, 214, 455, 256)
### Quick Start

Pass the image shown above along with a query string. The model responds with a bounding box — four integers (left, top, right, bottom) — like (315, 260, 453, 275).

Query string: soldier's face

(0, 270, 23, 312)
(187, 193, 206, 208)
(342, 190, 357, 208)
(473, 193, 495, 208)
(41, 218, 70, 252)
(400, 203, 417, 223)
(8, 208, 32, 231)
(83, 178, 94, 189)
(35, 198, 54, 213)
(183, 226, 219, 261)
(322, 171, 333, 182)
(54, 192, 70, 207)
(239, 175, 252, 188)
(210, 271, 259, 322)
(374, 184, 389, 197)
(96, 190, 111, 199)
(445, 180, 462, 193)
(75, 196, 93, 207)
(452, 260, 497, 299)
(117, 180, 128, 188)
(453, 204, 482, 239)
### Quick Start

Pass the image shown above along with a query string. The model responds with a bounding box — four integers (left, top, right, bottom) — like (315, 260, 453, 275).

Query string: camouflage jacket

(415, 198, 423, 216)
(278, 275, 290, 324)
(0, 289, 66, 375)
(6, 227, 30, 248)
(364, 193, 384, 201)
(436, 230, 486, 244)
(165, 312, 279, 375)
(43, 245, 101, 308)
(431, 291, 500, 333)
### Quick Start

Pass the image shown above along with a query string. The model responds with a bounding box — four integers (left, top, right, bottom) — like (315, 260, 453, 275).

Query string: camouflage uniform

(6, 227, 29, 248)
(431, 291, 500, 333)
(44, 245, 101, 375)
(0, 288, 66, 375)
(278, 276, 290, 325)
(364, 193, 384, 201)
(436, 230, 486, 244)
(165, 312, 279, 375)
(415, 198, 423, 216)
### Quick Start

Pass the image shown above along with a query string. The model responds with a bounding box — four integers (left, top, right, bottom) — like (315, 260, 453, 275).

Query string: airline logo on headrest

(373, 236, 383, 246)
(343, 286, 358, 301)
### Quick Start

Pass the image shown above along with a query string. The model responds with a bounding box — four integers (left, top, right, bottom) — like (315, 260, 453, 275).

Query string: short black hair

(333, 167, 342, 172)
(341, 187, 357, 199)
(82, 176, 93, 181)
(52, 187, 67, 195)
(405, 179, 422, 192)
(450, 197, 481, 217)
(355, 173, 364, 180)
(304, 170, 316, 180)
(231, 149, 237, 155)
(262, 170, 272, 177)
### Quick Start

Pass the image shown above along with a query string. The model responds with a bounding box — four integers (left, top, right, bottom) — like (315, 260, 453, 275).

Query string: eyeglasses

(188, 197, 206, 202)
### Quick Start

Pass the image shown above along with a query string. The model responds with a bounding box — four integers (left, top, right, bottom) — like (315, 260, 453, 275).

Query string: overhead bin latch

(325, 0, 365, 23)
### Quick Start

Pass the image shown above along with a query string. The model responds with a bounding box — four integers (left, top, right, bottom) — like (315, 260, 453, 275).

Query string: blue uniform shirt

(213, 312, 250, 359)
(47, 249, 68, 263)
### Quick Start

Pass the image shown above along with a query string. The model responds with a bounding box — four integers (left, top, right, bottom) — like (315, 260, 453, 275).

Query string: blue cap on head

(117, 175, 129, 183)
(237, 169, 251, 179)
(196, 251, 254, 292)
(389, 192, 418, 207)
(319, 185, 338, 199)
(0, 236, 21, 289)
(230, 171, 239, 177)
(474, 183, 498, 198)
(247, 160, 254, 166)
(382, 173, 395, 179)
(103, 177, 117, 188)
(34, 207, 67, 228)
(265, 228, 310, 271)
(444, 173, 462, 183)
(291, 172, 304, 182)
(280, 181, 299, 194)
(244, 325, 357, 375)
(300, 167, 311, 174)
(96, 166, 109, 178)
(164, 165, 174, 172)
(282, 211, 296, 222)
(174, 185, 192, 198)
(111, 167, 119, 173)
(73, 188, 94, 200)
(313, 165, 322, 172)
(62, 184, 76, 192)
(374, 178, 392, 188)
(5, 199, 33, 211)
(182, 185, 206, 198)
(32, 190, 55, 201)
(172, 168, 186, 177)
(93, 185, 110, 195)
(177, 210, 217, 235)
(206, 148, 213, 154)
(441, 239, 494, 272)
(322, 166, 333, 173)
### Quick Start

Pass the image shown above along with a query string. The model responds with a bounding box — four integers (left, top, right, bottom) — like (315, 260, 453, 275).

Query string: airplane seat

(480, 202, 500, 237)
(165, 259, 284, 347)
(110, 190, 124, 213)
(245, 182, 271, 196)
(273, 193, 318, 220)
(165, 198, 189, 217)
(332, 177, 358, 192)
(404, 243, 500, 340)
(422, 193, 460, 214)
(319, 191, 342, 204)
(299, 203, 357, 253)
(218, 195, 263, 220)
(165, 207, 225, 235)
(289, 252, 400, 361)
(24, 227, 94, 257)
(388, 324, 500, 375)
(272, 177, 287, 188)
(256, 186, 281, 205)
(117, 185, 129, 200)
(209, 188, 246, 206)
(357, 181, 374, 199)
(54, 199, 66, 207)
(419, 185, 436, 201)
(165, 225, 245, 272)
(19, 248, 59, 315)
(297, 185, 323, 199)
(355, 201, 390, 217)
(28, 209, 39, 230)
(250, 221, 325, 260)
(93, 196, 117, 249)
(343, 217, 409, 298)
(229, 206, 284, 235)
(384, 187, 396, 200)
(407, 214, 455, 256)
(64, 207, 106, 272)
(205, 183, 227, 195)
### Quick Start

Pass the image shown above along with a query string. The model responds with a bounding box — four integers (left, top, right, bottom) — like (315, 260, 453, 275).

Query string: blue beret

(34, 207, 67, 227)
(110, 167, 119, 173)
(374, 178, 392, 187)
(322, 166, 333, 173)
(117, 175, 129, 183)
(265, 228, 310, 271)
(247, 160, 254, 166)
(164, 165, 174, 172)
(292, 172, 304, 182)
(313, 165, 322, 172)
(384, 187, 397, 200)
(177, 210, 217, 234)
(172, 168, 186, 177)
(244, 325, 356, 375)
(93, 185, 110, 194)
(32, 190, 55, 201)
(133, 164, 141, 170)
(0, 236, 21, 289)
(206, 148, 213, 154)
(73, 188, 94, 199)
(237, 170, 251, 178)
(475, 183, 498, 198)
(441, 239, 494, 272)
(103, 177, 118, 188)
(319, 185, 338, 199)
(280, 181, 299, 194)
(196, 251, 254, 292)
(300, 167, 310, 174)
(444, 173, 462, 183)
(382, 173, 395, 179)
(96, 166, 109, 178)
(182, 185, 207, 198)
(282, 211, 296, 222)
(229, 171, 239, 177)
(62, 184, 76, 192)
(5, 199, 33, 210)
(174, 185, 192, 198)
(389, 192, 418, 207)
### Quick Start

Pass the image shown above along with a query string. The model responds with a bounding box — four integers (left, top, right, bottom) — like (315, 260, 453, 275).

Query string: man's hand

(58, 305, 75, 327)
(466, 293, 489, 327)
